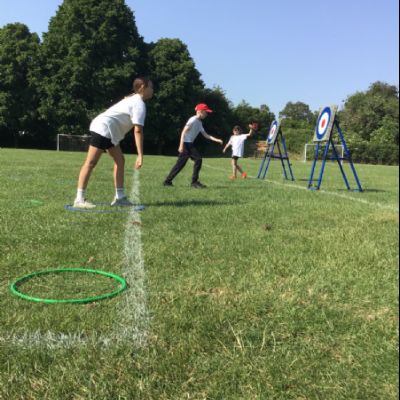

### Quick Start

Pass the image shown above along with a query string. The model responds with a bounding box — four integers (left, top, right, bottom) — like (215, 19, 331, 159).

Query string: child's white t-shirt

(228, 134, 248, 157)
(184, 116, 206, 143)
(89, 94, 146, 145)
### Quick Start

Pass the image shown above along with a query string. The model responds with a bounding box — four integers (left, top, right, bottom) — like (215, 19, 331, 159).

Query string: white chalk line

(113, 168, 149, 348)
(1, 170, 148, 349)
(204, 163, 399, 212)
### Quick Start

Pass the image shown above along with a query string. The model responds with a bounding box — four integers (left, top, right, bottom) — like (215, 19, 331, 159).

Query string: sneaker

(191, 181, 207, 189)
(111, 197, 134, 207)
(241, 172, 248, 179)
(163, 181, 173, 187)
(73, 199, 96, 209)
(229, 175, 236, 180)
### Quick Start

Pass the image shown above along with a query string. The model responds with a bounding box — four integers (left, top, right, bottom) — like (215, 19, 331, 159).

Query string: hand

(218, 139, 223, 145)
(135, 156, 143, 170)
(178, 145, 184, 154)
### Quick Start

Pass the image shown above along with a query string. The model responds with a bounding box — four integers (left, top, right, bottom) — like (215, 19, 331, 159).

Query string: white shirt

(228, 134, 248, 157)
(89, 94, 146, 145)
(184, 116, 206, 143)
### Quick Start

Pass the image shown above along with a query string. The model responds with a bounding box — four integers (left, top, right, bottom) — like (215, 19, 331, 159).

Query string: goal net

(57, 134, 91, 152)
(303, 143, 344, 163)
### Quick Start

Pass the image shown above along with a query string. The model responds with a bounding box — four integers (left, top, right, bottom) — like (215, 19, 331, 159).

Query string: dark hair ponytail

(133, 77, 151, 93)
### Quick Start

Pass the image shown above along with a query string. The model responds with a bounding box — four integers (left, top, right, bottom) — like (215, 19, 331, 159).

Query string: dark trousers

(164, 143, 202, 184)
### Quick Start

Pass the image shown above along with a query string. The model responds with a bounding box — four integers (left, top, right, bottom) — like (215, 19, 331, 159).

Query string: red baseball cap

(195, 103, 213, 113)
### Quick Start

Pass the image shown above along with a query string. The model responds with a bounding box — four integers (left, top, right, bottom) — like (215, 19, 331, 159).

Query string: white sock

(76, 189, 85, 202)
(116, 188, 125, 200)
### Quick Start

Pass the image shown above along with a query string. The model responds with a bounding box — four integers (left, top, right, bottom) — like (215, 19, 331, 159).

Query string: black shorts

(232, 156, 240, 160)
(90, 131, 114, 150)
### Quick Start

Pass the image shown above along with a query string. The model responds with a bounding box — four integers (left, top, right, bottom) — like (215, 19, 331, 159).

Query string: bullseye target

(267, 120, 280, 144)
(314, 106, 337, 142)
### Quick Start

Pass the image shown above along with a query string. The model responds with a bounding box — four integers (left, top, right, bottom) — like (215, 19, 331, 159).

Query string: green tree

(37, 0, 147, 137)
(279, 101, 315, 128)
(146, 38, 204, 153)
(233, 101, 275, 140)
(370, 116, 399, 145)
(274, 102, 316, 154)
(0, 23, 40, 147)
(340, 81, 399, 142)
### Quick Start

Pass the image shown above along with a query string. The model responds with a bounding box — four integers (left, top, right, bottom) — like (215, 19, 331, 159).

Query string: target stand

(257, 120, 295, 181)
(308, 105, 362, 192)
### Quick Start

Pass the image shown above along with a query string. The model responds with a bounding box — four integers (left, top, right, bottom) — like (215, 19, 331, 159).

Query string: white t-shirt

(228, 134, 248, 158)
(184, 116, 206, 143)
(89, 94, 146, 145)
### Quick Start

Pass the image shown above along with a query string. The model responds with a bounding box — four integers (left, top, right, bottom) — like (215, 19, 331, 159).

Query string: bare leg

(231, 159, 238, 178)
(77, 145, 104, 190)
(107, 145, 125, 189)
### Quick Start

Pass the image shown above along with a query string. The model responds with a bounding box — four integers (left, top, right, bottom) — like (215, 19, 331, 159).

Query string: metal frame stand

(308, 120, 363, 191)
(257, 129, 295, 181)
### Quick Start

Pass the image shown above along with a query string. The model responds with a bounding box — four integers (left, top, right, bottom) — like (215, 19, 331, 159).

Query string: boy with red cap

(163, 103, 223, 188)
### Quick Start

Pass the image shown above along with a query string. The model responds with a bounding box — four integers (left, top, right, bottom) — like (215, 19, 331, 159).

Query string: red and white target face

(314, 106, 336, 141)
(267, 121, 279, 143)
(314, 106, 333, 141)
(268, 126, 276, 139)
(318, 112, 329, 135)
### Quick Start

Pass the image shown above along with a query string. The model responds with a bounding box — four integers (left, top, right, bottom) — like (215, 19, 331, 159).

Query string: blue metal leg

(281, 134, 295, 180)
(276, 140, 288, 180)
(336, 122, 363, 192)
(331, 141, 350, 190)
(316, 140, 331, 190)
(348, 158, 363, 192)
(308, 142, 320, 188)
(257, 151, 268, 179)
(262, 143, 275, 179)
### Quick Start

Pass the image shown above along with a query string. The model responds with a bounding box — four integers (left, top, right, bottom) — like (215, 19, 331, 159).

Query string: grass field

(0, 148, 398, 400)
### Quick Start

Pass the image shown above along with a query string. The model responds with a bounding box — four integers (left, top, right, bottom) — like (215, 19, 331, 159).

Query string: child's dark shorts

(90, 131, 114, 150)
(232, 156, 240, 160)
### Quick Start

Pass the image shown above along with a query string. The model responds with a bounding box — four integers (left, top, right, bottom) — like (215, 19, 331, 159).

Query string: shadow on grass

(336, 188, 388, 193)
(146, 199, 239, 208)
(295, 179, 388, 193)
(363, 188, 391, 193)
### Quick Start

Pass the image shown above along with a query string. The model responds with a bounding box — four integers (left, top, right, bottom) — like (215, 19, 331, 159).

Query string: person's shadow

(145, 199, 238, 208)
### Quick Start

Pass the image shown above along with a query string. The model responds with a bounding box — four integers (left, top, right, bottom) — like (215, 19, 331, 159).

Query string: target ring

(267, 121, 279, 144)
(315, 107, 332, 141)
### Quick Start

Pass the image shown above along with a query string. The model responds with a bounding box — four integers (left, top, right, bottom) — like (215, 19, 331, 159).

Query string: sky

(0, 0, 398, 117)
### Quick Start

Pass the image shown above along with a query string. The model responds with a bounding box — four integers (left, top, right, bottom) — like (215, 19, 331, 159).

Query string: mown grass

(0, 148, 398, 399)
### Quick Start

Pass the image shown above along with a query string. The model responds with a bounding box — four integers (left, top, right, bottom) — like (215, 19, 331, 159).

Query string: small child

(222, 124, 255, 179)
(163, 103, 223, 188)
(73, 77, 153, 208)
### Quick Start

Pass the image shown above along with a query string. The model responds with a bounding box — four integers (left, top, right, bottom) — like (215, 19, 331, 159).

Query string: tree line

(0, 0, 398, 164)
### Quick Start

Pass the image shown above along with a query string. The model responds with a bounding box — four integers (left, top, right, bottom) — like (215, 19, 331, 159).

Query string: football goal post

(304, 143, 344, 164)
(57, 134, 91, 152)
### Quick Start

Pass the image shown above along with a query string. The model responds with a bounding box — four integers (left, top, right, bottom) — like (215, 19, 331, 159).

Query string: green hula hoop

(10, 268, 127, 304)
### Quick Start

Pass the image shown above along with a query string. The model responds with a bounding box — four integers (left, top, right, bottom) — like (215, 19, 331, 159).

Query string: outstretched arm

(133, 125, 144, 169)
(202, 131, 223, 145)
(223, 141, 231, 153)
(244, 124, 256, 138)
